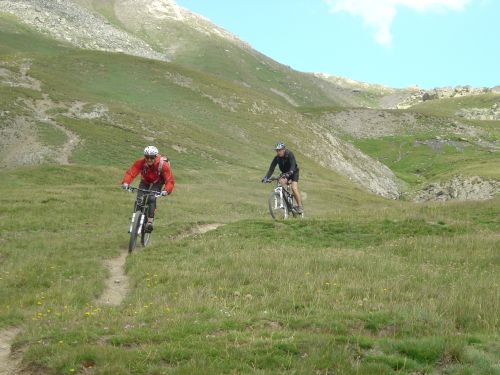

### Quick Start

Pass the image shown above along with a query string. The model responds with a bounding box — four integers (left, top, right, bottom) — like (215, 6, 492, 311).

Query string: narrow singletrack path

(96, 224, 224, 306)
(0, 328, 21, 375)
(96, 252, 129, 306)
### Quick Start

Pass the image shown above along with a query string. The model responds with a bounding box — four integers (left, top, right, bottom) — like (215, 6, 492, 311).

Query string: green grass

(1, 15, 499, 374)
(1, 165, 499, 374)
(411, 94, 500, 117)
(353, 134, 500, 188)
(467, 119, 500, 141)
(36, 122, 68, 148)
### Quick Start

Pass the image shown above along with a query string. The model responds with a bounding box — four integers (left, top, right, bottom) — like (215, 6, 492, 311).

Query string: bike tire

(141, 226, 151, 247)
(268, 192, 288, 220)
(128, 211, 141, 253)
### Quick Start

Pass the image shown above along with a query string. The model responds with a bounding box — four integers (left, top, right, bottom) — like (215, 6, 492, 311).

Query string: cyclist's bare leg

(290, 181, 302, 207)
(278, 177, 288, 188)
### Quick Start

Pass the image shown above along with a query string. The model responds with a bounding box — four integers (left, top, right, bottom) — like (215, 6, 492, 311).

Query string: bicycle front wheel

(141, 226, 151, 247)
(128, 211, 142, 253)
(268, 192, 288, 220)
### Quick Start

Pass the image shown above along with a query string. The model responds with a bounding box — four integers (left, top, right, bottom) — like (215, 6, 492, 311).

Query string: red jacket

(122, 155, 175, 194)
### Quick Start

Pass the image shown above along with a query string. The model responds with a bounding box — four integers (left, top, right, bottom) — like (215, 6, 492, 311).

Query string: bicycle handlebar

(263, 176, 284, 183)
(125, 186, 164, 198)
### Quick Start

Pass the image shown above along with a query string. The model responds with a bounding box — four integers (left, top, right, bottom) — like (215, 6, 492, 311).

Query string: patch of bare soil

(20, 95, 81, 165)
(0, 117, 54, 168)
(0, 61, 84, 168)
(0, 60, 41, 91)
(96, 252, 129, 306)
(170, 223, 224, 240)
(319, 109, 423, 139)
(0, 328, 21, 375)
(379, 90, 420, 109)
(0, 62, 115, 169)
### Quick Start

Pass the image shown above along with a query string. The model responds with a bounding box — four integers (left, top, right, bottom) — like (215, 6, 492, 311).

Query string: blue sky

(175, 0, 499, 89)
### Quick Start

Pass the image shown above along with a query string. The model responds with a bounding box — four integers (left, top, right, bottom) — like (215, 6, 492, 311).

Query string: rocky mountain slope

(0, 0, 167, 60)
(0, 0, 498, 202)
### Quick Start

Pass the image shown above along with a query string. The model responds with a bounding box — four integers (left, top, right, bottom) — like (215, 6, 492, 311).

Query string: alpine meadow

(0, 1, 499, 374)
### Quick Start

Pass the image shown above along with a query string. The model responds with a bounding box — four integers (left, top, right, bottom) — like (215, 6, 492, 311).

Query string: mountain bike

(265, 176, 303, 220)
(125, 186, 163, 253)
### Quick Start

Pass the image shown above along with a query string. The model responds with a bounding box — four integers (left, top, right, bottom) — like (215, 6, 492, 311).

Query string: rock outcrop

(414, 176, 500, 202)
(456, 103, 500, 121)
(394, 86, 494, 109)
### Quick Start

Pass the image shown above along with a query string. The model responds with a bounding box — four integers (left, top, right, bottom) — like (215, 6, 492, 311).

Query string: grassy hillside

(73, 0, 375, 109)
(1, 15, 499, 375)
(353, 131, 499, 186)
(410, 94, 499, 117)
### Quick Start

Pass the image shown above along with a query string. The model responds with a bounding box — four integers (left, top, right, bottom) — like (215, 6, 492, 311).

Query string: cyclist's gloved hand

(160, 190, 168, 196)
(261, 176, 269, 183)
(122, 183, 129, 190)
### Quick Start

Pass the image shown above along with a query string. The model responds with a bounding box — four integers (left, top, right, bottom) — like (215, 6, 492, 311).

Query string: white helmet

(144, 145, 159, 157)
(274, 142, 286, 150)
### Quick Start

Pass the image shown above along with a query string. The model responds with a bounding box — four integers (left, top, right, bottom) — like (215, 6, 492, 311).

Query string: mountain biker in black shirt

(262, 142, 303, 213)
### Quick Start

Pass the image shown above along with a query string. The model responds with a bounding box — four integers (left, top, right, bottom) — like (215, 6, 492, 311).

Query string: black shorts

(287, 170, 299, 182)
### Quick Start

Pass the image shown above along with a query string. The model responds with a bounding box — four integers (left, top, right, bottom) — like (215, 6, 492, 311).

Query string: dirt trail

(0, 60, 41, 91)
(0, 225, 224, 372)
(171, 223, 224, 240)
(0, 328, 21, 375)
(21, 95, 80, 165)
(96, 252, 129, 306)
(96, 224, 224, 306)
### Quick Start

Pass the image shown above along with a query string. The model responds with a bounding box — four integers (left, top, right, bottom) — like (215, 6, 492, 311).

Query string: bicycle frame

(125, 186, 162, 252)
(273, 181, 294, 211)
(267, 176, 302, 219)
(128, 189, 155, 233)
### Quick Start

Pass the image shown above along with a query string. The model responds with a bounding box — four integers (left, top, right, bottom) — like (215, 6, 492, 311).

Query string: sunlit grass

(1, 165, 498, 374)
(0, 14, 499, 374)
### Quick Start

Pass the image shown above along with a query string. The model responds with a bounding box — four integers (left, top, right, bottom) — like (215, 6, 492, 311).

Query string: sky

(175, 0, 500, 89)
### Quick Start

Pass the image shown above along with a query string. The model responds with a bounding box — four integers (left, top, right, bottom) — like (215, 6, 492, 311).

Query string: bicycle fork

(128, 212, 136, 233)
(138, 214, 145, 235)
(128, 212, 145, 234)
(275, 187, 285, 209)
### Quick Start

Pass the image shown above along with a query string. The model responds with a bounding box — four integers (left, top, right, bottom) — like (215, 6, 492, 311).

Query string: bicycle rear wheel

(268, 192, 288, 220)
(128, 211, 141, 253)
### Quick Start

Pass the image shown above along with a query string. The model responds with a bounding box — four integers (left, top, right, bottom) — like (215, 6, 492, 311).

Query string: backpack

(157, 156, 170, 178)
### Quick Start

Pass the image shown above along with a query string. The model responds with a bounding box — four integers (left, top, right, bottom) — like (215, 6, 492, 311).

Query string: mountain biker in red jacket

(262, 142, 303, 213)
(121, 146, 174, 232)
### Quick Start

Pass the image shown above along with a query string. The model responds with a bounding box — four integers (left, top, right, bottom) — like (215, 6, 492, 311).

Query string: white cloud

(326, 0, 470, 46)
